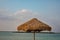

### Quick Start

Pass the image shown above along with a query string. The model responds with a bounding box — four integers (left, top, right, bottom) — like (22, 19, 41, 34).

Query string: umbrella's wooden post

(33, 32, 35, 40)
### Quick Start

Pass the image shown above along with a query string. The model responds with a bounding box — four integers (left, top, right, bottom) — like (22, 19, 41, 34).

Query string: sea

(0, 31, 60, 40)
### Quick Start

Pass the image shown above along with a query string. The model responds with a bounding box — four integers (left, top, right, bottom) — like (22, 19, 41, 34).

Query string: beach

(0, 31, 60, 40)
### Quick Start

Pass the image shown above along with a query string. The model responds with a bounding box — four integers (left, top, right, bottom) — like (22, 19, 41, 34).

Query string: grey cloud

(0, 8, 16, 21)
(0, 9, 60, 32)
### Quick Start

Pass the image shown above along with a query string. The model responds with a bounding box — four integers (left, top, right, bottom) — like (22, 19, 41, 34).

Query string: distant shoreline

(0, 31, 60, 34)
(13, 32, 55, 34)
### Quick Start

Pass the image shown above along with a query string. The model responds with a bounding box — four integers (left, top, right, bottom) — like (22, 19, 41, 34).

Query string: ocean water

(0, 31, 60, 40)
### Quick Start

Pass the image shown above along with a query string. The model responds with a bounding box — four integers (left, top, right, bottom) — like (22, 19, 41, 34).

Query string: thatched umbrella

(17, 18, 52, 40)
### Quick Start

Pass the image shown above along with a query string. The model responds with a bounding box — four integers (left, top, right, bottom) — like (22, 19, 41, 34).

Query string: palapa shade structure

(17, 18, 52, 32)
(17, 18, 52, 40)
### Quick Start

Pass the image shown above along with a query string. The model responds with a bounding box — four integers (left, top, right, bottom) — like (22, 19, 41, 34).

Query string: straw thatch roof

(17, 18, 52, 32)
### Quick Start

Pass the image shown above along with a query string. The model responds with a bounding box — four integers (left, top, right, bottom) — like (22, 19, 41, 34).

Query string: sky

(0, 0, 60, 32)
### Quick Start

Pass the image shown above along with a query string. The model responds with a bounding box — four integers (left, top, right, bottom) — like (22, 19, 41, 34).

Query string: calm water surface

(0, 31, 60, 40)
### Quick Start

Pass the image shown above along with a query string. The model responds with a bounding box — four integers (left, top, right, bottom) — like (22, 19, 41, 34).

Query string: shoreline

(0, 31, 60, 34)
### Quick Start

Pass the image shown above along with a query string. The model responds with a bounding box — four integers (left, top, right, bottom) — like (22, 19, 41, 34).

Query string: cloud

(0, 8, 17, 31)
(0, 9, 34, 31)
(14, 9, 32, 15)
(40, 17, 60, 32)
(0, 8, 8, 15)
(0, 8, 16, 21)
(20, 9, 30, 13)
(14, 9, 38, 19)
(49, 19, 60, 32)
(0, 9, 60, 32)
(0, 9, 40, 21)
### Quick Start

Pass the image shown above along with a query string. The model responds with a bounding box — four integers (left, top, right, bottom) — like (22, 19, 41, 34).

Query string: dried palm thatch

(17, 18, 52, 32)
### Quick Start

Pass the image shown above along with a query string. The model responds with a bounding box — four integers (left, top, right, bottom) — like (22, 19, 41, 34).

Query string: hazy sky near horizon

(0, 0, 60, 32)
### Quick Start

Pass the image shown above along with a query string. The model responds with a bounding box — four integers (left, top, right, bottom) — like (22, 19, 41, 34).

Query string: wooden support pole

(33, 32, 35, 40)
